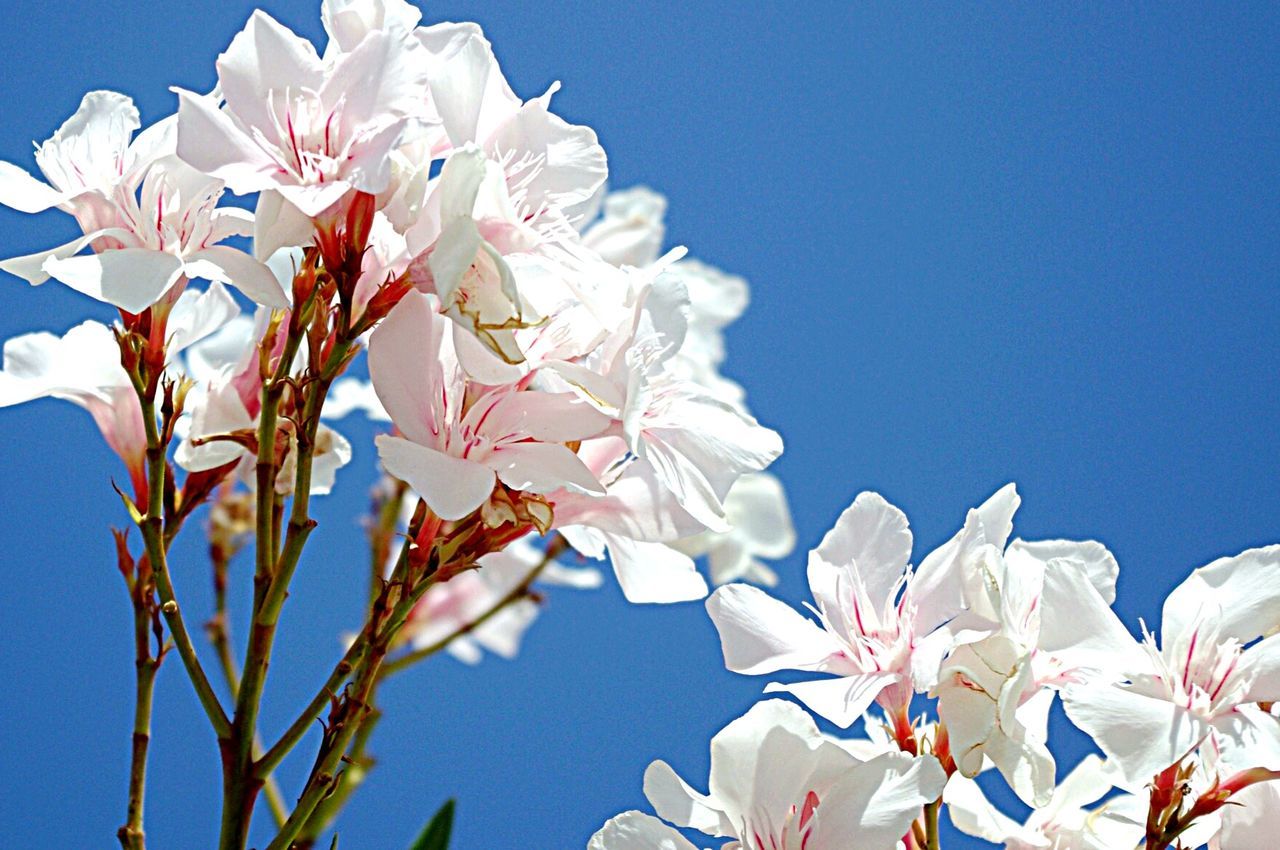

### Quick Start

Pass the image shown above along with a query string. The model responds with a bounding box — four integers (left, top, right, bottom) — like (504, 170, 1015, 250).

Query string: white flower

(369, 290, 608, 521)
(932, 538, 1136, 806)
(0, 93, 284, 312)
(1062, 545, 1280, 789)
(945, 756, 1145, 850)
(175, 9, 430, 222)
(590, 699, 946, 850)
(671, 472, 796, 587)
(706, 487, 1018, 728)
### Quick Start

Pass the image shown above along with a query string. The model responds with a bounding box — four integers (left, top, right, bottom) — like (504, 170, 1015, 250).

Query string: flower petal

(0, 162, 63, 213)
(587, 811, 699, 850)
(705, 583, 841, 675)
(1162, 544, 1280, 645)
(489, 441, 604, 495)
(376, 434, 494, 521)
(812, 491, 912, 608)
(185, 246, 290, 308)
(763, 672, 899, 729)
(44, 249, 185, 313)
(1061, 682, 1208, 790)
(604, 533, 707, 604)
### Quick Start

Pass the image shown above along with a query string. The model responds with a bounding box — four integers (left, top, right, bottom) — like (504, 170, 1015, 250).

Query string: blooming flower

(706, 487, 1019, 728)
(401, 534, 600, 664)
(0, 92, 285, 312)
(1062, 545, 1280, 789)
(944, 755, 1145, 850)
(174, 9, 431, 237)
(589, 699, 946, 850)
(670, 472, 796, 587)
(0, 283, 239, 489)
(369, 289, 608, 520)
(175, 306, 353, 496)
(932, 536, 1137, 806)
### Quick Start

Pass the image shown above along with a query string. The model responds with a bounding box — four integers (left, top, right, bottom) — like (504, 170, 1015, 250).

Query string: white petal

(0, 162, 63, 213)
(368, 290, 448, 447)
(425, 30, 519, 147)
(943, 775, 1023, 843)
(810, 752, 948, 850)
(1217, 781, 1280, 850)
(604, 534, 707, 604)
(215, 10, 324, 136)
(44, 249, 185, 313)
(763, 672, 899, 729)
(1061, 683, 1208, 790)
(173, 88, 279, 195)
(375, 434, 494, 521)
(253, 190, 314, 259)
(0, 228, 130, 285)
(488, 98, 608, 211)
(1244, 633, 1280, 703)
(1008, 538, 1120, 604)
(489, 441, 603, 495)
(705, 583, 841, 675)
(428, 215, 483, 305)
(185, 246, 289, 308)
(166, 282, 240, 353)
(587, 812, 699, 850)
(1038, 557, 1141, 672)
(1163, 544, 1280, 645)
(643, 761, 729, 835)
(812, 491, 912, 608)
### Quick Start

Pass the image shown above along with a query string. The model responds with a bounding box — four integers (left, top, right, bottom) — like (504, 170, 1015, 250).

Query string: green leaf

(328, 835, 339, 850)
(409, 798, 455, 850)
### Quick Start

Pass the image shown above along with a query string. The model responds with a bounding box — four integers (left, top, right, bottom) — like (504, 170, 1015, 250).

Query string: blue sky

(0, 2, 1277, 847)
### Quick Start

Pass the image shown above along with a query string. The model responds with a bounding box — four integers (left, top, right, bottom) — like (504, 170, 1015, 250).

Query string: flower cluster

(590, 486, 1280, 849)
(0, 2, 794, 848)
(1, 2, 1274, 850)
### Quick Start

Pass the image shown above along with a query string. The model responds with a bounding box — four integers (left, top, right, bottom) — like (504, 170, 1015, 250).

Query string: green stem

(207, 546, 288, 830)
(264, 563, 444, 850)
(135, 388, 230, 739)
(222, 331, 351, 850)
(117, 584, 158, 850)
(923, 798, 941, 850)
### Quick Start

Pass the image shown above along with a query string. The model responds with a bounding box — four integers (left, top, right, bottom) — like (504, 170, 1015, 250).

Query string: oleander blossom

(1062, 545, 1280, 790)
(705, 487, 1022, 728)
(588, 700, 946, 850)
(0, 92, 286, 312)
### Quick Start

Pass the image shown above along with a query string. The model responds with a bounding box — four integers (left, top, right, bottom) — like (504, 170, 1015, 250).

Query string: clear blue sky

(0, 2, 1276, 848)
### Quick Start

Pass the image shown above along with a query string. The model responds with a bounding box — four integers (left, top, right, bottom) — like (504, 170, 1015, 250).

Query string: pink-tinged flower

(369, 289, 608, 521)
(175, 308, 353, 496)
(0, 284, 239, 490)
(174, 9, 430, 228)
(945, 755, 1146, 850)
(0, 93, 285, 313)
(706, 487, 1020, 728)
(589, 700, 946, 850)
(401, 534, 600, 664)
(0, 91, 169, 232)
(1062, 545, 1280, 790)
(552, 276, 783, 534)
